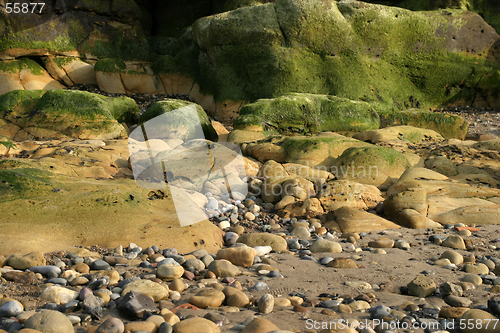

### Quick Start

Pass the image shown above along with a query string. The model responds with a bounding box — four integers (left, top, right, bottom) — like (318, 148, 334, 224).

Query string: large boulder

(233, 93, 380, 136)
(185, 0, 500, 114)
(332, 146, 411, 186)
(0, 89, 138, 140)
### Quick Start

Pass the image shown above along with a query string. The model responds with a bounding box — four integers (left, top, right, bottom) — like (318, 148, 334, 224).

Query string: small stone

(95, 317, 125, 333)
(224, 287, 249, 307)
(444, 295, 472, 308)
(368, 238, 394, 248)
(439, 250, 463, 265)
(460, 309, 500, 333)
(291, 226, 310, 238)
(91, 260, 111, 271)
(157, 264, 184, 281)
(207, 260, 241, 278)
(310, 238, 342, 253)
(241, 317, 279, 333)
(488, 297, 500, 316)
(206, 198, 219, 210)
(225, 232, 239, 246)
(29, 265, 62, 277)
(124, 321, 156, 333)
(442, 235, 466, 249)
(121, 279, 169, 302)
(216, 247, 256, 268)
(407, 275, 436, 298)
(440, 282, 463, 297)
(40, 286, 79, 305)
(0, 300, 23, 317)
(118, 290, 157, 319)
(244, 212, 255, 221)
(183, 258, 205, 272)
(327, 258, 358, 268)
(439, 307, 469, 319)
(258, 294, 274, 314)
(349, 300, 370, 311)
(464, 263, 490, 275)
(462, 274, 483, 285)
(293, 305, 309, 312)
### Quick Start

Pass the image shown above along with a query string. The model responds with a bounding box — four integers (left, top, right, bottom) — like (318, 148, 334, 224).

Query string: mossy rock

(381, 110, 469, 139)
(188, 0, 500, 112)
(94, 58, 126, 74)
(0, 89, 138, 140)
(0, 59, 46, 75)
(139, 99, 217, 142)
(234, 93, 380, 136)
(332, 145, 412, 186)
(354, 125, 445, 144)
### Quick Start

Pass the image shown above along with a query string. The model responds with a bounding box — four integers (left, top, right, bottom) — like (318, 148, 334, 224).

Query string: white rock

(253, 246, 272, 256)
(41, 286, 79, 305)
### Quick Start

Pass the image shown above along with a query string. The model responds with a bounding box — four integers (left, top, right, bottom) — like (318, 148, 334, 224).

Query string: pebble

(258, 294, 274, 313)
(206, 198, 219, 210)
(368, 238, 394, 248)
(0, 301, 23, 317)
(442, 235, 466, 249)
(407, 275, 436, 298)
(244, 212, 256, 221)
(24, 310, 74, 332)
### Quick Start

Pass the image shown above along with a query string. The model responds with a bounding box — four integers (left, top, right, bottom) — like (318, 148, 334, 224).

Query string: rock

(157, 265, 185, 281)
(440, 250, 464, 265)
(216, 247, 256, 268)
(425, 156, 458, 177)
(368, 238, 394, 248)
(440, 282, 463, 297)
(258, 294, 274, 314)
(172, 317, 220, 333)
(24, 310, 74, 333)
(332, 207, 400, 233)
(124, 321, 157, 333)
(464, 263, 490, 275)
(310, 238, 342, 253)
(332, 146, 411, 186)
(462, 274, 483, 285)
(95, 317, 125, 333)
(407, 275, 436, 298)
(188, 288, 225, 308)
(237, 233, 287, 252)
(40, 286, 79, 305)
(439, 307, 470, 319)
(444, 295, 472, 308)
(2, 271, 37, 284)
(241, 317, 280, 333)
(223, 287, 250, 307)
(398, 209, 442, 229)
(6, 251, 45, 270)
(0, 301, 23, 317)
(29, 266, 62, 277)
(354, 125, 444, 144)
(460, 309, 500, 333)
(349, 300, 371, 311)
(90, 260, 111, 271)
(442, 235, 466, 249)
(118, 290, 157, 319)
(488, 297, 500, 316)
(327, 258, 358, 269)
(207, 260, 241, 278)
(121, 279, 169, 302)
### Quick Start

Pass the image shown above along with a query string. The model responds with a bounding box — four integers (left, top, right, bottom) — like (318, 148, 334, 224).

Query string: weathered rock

(318, 180, 383, 211)
(327, 258, 358, 269)
(333, 207, 400, 233)
(216, 247, 256, 268)
(354, 125, 444, 144)
(258, 294, 274, 314)
(6, 251, 45, 270)
(460, 309, 500, 333)
(172, 317, 220, 333)
(95, 317, 125, 333)
(121, 279, 169, 302)
(442, 235, 466, 250)
(118, 290, 157, 319)
(207, 260, 241, 278)
(157, 265, 185, 281)
(407, 275, 436, 298)
(237, 233, 287, 252)
(24, 310, 74, 333)
(309, 238, 342, 253)
(240, 317, 280, 333)
(188, 288, 225, 308)
(223, 287, 250, 307)
(40, 286, 79, 305)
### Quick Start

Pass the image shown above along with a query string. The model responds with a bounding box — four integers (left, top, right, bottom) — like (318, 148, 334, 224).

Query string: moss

(139, 99, 218, 142)
(51, 57, 78, 68)
(103, 96, 140, 126)
(233, 93, 380, 136)
(0, 90, 46, 117)
(382, 110, 469, 139)
(0, 162, 57, 201)
(0, 58, 46, 75)
(81, 34, 154, 62)
(94, 58, 126, 73)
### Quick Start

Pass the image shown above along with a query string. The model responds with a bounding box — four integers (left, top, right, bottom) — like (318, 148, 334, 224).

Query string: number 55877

(5, 2, 45, 14)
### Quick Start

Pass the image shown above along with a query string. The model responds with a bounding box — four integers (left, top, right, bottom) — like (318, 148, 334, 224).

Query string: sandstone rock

(40, 286, 79, 305)
(442, 235, 466, 250)
(216, 247, 256, 268)
(460, 309, 500, 333)
(398, 209, 442, 229)
(24, 310, 74, 333)
(7, 251, 45, 270)
(368, 238, 394, 248)
(354, 126, 444, 144)
(188, 288, 225, 308)
(157, 265, 185, 281)
(237, 233, 287, 252)
(121, 279, 169, 302)
(310, 238, 342, 253)
(172, 317, 220, 333)
(425, 156, 458, 177)
(258, 294, 274, 314)
(241, 317, 280, 333)
(223, 287, 249, 307)
(207, 260, 241, 278)
(333, 207, 400, 233)
(327, 258, 358, 268)
(95, 317, 125, 333)
(407, 275, 436, 298)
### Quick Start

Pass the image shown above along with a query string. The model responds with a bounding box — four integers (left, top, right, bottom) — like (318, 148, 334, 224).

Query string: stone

(258, 294, 274, 314)
(368, 238, 394, 248)
(157, 265, 185, 281)
(40, 286, 79, 305)
(462, 274, 483, 285)
(223, 287, 250, 307)
(118, 290, 157, 319)
(216, 247, 256, 268)
(29, 266, 62, 277)
(169, 279, 185, 293)
(407, 275, 436, 298)
(442, 235, 466, 249)
(310, 239, 342, 253)
(95, 317, 125, 333)
(241, 317, 280, 333)
(6, 252, 45, 270)
(188, 288, 225, 308)
(172, 317, 220, 333)
(464, 263, 490, 275)
(440, 282, 463, 297)
(121, 280, 169, 302)
(24, 310, 74, 333)
(349, 300, 371, 311)
(291, 226, 310, 238)
(124, 321, 157, 333)
(327, 258, 358, 269)
(183, 258, 205, 272)
(91, 260, 111, 271)
(333, 207, 400, 233)
(488, 297, 500, 316)
(439, 307, 470, 319)
(207, 260, 241, 278)
(444, 295, 472, 308)
(440, 250, 464, 265)
(2, 271, 37, 284)
(0, 300, 23, 317)
(460, 309, 500, 333)
(237, 233, 287, 252)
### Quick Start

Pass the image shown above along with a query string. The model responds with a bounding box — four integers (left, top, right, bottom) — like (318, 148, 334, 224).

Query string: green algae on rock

(233, 93, 380, 136)
(0, 89, 138, 140)
(380, 110, 469, 140)
(354, 125, 444, 144)
(139, 99, 218, 142)
(333, 145, 412, 186)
